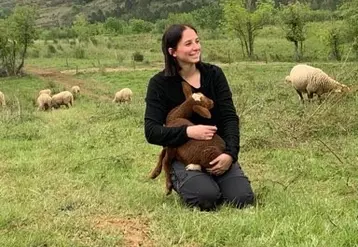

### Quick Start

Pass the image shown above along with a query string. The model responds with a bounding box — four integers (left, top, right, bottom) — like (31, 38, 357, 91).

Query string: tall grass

(1, 59, 358, 246)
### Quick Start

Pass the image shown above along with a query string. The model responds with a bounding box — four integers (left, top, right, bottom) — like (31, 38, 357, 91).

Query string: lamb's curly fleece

(37, 93, 52, 111)
(113, 88, 133, 103)
(285, 64, 349, 102)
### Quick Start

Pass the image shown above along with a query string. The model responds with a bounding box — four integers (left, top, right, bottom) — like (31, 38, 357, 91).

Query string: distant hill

(0, 0, 216, 27)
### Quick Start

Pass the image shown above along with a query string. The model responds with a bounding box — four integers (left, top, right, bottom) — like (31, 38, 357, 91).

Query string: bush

(47, 45, 57, 54)
(74, 47, 85, 59)
(90, 37, 98, 46)
(132, 51, 144, 62)
(28, 48, 40, 58)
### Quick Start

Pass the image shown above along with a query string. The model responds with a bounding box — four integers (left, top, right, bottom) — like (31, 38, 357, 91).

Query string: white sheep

(38, 89, 52, 96)
(0, 91, 5, 106)
(285, 64, 350, 103)
(37, 93, 52, 111)
(71, 85, 80, 96)
(51, 91, 74, 109)
(113, 88, 133, 103)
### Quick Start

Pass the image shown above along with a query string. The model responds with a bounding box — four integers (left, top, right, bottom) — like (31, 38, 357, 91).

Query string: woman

(144, 24, 255, 211)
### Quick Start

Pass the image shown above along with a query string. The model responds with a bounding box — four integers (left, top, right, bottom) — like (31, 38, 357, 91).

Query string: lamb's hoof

(185, 164, 202, 171)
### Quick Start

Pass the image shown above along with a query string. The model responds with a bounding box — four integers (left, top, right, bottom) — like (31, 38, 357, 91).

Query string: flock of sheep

(0, 86, 133, 110)
(0, 64, 351, 110)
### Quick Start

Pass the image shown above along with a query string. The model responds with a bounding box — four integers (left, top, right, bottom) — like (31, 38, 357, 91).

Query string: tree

(193, 3, 223, 31)
(72, 13, 92, 42)
(104, 17, 126, 34)
(339, 0, 358, 59)
(222, 0, 274, 59)
(128, 19, 154, 34)
(280, 1, 310, 61)
(0, 6, 38, 76)
(324, 22, 345, 61)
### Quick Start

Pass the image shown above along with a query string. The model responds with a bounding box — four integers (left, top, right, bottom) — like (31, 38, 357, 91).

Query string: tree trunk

(247, 22, 254, 59)
(16, 38, 28, 75)
(294, 40, 299, 61)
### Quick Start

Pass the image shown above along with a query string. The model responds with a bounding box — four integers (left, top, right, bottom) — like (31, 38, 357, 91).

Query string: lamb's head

(332, 82, 350, 93)
(191, 93, 214, 119)
(51, 99, 60, 109)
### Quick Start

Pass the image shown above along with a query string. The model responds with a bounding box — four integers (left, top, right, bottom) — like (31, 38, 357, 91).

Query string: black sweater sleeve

(214, 67, 240, 162)
(144, 76, 190, 147)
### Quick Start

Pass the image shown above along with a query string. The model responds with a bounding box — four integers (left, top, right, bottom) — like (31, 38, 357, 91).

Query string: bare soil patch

(94, 215, 154, 247)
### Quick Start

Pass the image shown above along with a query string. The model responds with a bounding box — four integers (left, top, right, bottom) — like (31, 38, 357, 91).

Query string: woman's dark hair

(161, 24, 198, 76)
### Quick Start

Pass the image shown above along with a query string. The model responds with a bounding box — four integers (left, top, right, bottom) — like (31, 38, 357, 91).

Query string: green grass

(1, 59, 358, 246)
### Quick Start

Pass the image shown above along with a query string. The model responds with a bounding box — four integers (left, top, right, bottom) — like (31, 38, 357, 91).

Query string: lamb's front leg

(185, 164, 202, 171)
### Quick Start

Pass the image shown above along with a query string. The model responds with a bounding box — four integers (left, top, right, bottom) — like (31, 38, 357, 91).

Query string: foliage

(339, 0, 358, 58)
(323, 21, 346, 60)
(72, 13, 92, 42)
(0, 5, 38, 76)
(128, 19, 154, 34)
(221, 0, 274, 58)
(192, 2, 223, 30)
(279, 1, 310, 61)
(104, 17, 127, 34)
(132, 51, 144, 62)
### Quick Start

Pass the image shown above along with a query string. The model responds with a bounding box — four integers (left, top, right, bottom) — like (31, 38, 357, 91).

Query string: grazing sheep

(71, 85, 80, 96)
(285, 64, 350, 103)
(149, 81, 226, 195)
(51, 91, 74, 109)
(113, 88, 133, 103)
(38, 89, 52, 96)
(37, 93, 52, 111)
(0, 91, 5, 106)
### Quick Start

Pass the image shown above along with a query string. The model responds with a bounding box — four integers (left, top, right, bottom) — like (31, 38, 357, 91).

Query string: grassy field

(1, 29, 358, 246)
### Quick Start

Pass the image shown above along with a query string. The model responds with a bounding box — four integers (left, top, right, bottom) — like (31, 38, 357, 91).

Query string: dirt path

(60, 66, 162, 75)
(24, 65, 111, 101)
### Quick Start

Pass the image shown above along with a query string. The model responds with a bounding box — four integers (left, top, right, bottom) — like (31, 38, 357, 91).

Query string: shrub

(47, 44, 57, 54)
(132, 51, 144, 62)
(74, 47, 85, 59)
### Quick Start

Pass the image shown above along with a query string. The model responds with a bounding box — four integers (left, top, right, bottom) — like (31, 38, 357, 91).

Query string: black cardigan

(144, 62, 240, 162)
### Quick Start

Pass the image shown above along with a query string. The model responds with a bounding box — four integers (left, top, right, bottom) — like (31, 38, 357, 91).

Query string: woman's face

(171, 28, 201, 65)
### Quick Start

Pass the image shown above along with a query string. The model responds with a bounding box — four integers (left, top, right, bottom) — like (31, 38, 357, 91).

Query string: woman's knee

(178, 174, 221, 211)
(227, 190, 255, 208)
(188, 186, 222, 211)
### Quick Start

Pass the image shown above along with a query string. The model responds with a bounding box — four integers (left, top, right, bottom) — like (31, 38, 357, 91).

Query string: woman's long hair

(161, 24, 198, 76)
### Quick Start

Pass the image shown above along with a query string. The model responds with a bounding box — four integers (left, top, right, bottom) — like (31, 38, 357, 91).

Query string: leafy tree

(0, 6, 38, 76)
(280, 1, 310, 61)
(128, 19, 154, 34)
(72, 13, 92, 42)
(192, 3, 223, 31)
(339, 0, 358, 59)
(166, 12, 196, 26)
(222, 0, 274, 59)
(104, 17, 126, 34)
(324, 22, 345, 60)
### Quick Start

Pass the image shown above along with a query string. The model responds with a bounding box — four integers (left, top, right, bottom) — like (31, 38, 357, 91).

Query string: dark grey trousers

(170, 161, 255, 211)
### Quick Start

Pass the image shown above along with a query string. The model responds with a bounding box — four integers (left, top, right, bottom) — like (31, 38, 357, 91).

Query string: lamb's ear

(181, 81, 192, 99)
(192, 105, 211, 119)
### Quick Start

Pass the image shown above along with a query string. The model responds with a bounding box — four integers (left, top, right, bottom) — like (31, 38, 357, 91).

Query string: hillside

(0, 0, 216, 27)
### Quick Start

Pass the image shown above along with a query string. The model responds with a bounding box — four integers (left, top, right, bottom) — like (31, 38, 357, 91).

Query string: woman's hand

(186, 125, 217, 140)
(207, 153, 233, 176)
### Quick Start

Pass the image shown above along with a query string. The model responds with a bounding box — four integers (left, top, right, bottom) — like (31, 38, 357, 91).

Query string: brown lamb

(149, 81, 226, 195)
